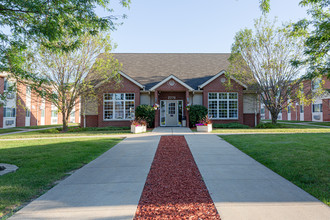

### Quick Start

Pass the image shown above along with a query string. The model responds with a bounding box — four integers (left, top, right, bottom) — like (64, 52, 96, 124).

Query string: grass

(16, 123, 79, 129)
(0, 137, 122, 218)
(220, 133, 330, 205)
(309, 122, 330, 126)
(262, 119, 310, 123)
(0, 126, 133, 139)
(202, 122, 330, 134)
(0, 129, 21, 134)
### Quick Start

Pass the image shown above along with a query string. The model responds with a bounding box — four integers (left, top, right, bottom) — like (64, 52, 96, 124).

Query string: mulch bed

(134, 135, 220, 220)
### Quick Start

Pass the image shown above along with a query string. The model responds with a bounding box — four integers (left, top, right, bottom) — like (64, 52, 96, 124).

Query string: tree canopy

(25, 33, 122, 131)
(228, 17, 310, 124)
(0, 0, 130, 81)
(259, 0, 330, 78)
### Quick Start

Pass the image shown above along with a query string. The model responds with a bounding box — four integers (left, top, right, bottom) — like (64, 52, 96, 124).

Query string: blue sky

(102, 0, 308, 53)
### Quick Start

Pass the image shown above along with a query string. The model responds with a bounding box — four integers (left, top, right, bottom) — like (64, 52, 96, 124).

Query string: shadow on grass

(0, 138, 122, 218)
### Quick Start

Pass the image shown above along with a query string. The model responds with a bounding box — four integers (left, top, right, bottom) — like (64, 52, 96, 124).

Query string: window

(4, 107, 16, 117)
(261, 107, 265, 114)
(300, 105, 304, 113)
(208, 92, 238, 119)
(4, 79, 8, 91)
(288, 106, 291, 113)
(168, 103, 175, 114)
(51, 110, 58, 118)
(104, 93, 135, 120)
(312, 78, 322, 90)
(312, 104, 322, 113)
(26, 109, 30, 117)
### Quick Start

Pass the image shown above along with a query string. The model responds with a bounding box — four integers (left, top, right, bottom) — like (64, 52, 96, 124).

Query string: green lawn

(16, 123, 79, 129)
(262, 119, 310, 123)
(208, 123, 330, 134)
(220, 133, 330, 205)
(0, 126, 132, 139)
(0, 129, 21, 134)
(309, 122, 330, 127)
(0, 137, 122, 218)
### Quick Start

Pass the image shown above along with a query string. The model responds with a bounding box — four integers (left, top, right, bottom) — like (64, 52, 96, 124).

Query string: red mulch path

(134, 136, 220, 220)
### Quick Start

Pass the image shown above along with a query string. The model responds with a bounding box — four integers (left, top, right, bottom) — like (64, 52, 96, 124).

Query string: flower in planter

(185, 103, 191, 111)
(152, 103, 160, 110)
(131, 118, 147, 127)
(196, 116, 212, 126)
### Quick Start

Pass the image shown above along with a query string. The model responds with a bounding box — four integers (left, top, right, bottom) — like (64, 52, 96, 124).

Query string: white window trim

(103, 93, 135, 121)
(208, 92, 239, 120)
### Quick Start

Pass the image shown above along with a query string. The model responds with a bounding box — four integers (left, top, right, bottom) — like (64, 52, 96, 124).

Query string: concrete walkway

(9, 127, 330, 220)
(10, 134, 160, 220)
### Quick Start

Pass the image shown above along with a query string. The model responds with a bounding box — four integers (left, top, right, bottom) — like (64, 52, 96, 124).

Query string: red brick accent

(82, 115, 99, 127)
(322, 76, 330, 90)
(156, 79, 189, 92)
(202, 75, 244, 124)
(16, 83, 26, 127)
(156, 91, 189, 127)
(282, 109, 288, 120)
(323, 99, 330, 121)
(30, 91, 39, 126)
(96, 77, 141, 127)
(153, 77, 191, 127)
(44, 100, 52, 125)
(265, 108, 270, 120)
(291, 104, 298, 121)
(154, 91, 159, 127)
(243, 113, 260, 127)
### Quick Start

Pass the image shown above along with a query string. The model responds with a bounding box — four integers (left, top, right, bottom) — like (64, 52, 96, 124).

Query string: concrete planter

(131, 125, 147, 133)
(196, 124, 212, 132)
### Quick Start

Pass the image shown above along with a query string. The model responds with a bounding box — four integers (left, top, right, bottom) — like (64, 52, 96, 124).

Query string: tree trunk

(62, 112, 68, 132)
(271, 111, 278, 124)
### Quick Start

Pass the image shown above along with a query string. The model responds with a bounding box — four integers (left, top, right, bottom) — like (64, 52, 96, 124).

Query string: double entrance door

(160, 100, 183, 126)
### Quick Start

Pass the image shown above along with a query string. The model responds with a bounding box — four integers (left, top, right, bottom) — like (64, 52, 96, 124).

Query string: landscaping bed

(0, 137, 121, 218)
(220, 133, 330, 205)
(134, 136, 220, 219)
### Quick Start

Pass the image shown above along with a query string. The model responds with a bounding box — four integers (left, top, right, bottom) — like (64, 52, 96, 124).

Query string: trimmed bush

(213, 123, 249, 129)
(189, 105, 208, 127)
(135, 104, 155, 127)
(256, 122, 284, 128)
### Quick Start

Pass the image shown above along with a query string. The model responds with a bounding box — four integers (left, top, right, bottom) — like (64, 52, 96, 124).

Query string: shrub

(256, 122, 284, 129)
(40, 128, 60, 133)
(135, 105, 155, 127)
(213, 123, 250, 129)
(189, 105, 208, 127)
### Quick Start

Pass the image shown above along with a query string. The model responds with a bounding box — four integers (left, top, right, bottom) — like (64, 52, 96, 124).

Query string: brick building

(82, 53, 261, 127)
(262, 76, 330, 122)
(0, 73, 80, 128)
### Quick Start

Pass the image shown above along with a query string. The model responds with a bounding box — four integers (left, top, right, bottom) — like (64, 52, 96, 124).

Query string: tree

(228, 17, 310, 124)
(26, 33, 122, 131)
(0, 0, 130, 86)
(260, 0, 330, 78)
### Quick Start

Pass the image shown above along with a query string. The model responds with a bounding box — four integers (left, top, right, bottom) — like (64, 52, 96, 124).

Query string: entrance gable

(150, 75, 194, 92)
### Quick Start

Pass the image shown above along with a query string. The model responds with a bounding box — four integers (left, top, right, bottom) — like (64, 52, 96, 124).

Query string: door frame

(160, 100, 183, 127)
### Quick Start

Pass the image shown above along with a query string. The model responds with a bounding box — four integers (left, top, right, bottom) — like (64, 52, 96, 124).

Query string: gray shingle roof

(112, 53, 231, 90)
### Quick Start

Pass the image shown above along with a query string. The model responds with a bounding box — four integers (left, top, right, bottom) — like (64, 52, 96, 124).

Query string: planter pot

(131, 125, 147, 133)
(196, 124, 212, 132)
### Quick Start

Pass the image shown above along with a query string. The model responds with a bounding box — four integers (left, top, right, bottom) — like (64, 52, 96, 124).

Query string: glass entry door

(160, 100, 183, 127)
